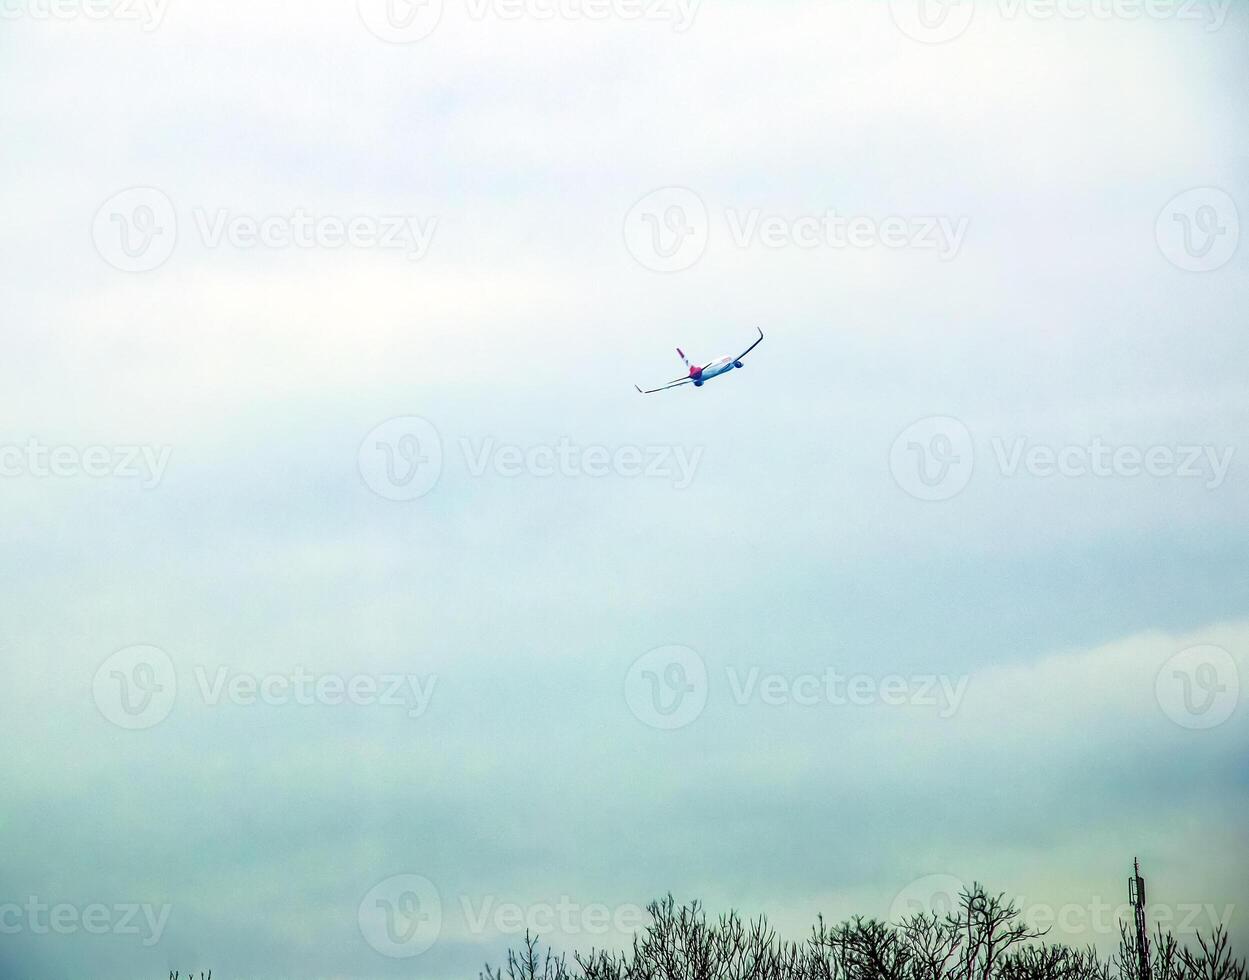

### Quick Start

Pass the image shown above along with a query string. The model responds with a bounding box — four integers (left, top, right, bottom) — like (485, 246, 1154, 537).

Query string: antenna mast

(1129, 857, 1152, 980)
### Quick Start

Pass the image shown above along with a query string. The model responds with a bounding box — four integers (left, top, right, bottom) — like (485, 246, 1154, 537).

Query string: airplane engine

(733, 360, 744, 369)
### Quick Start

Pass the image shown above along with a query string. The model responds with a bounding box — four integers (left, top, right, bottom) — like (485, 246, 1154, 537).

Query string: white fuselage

(693, 356, 738, 385)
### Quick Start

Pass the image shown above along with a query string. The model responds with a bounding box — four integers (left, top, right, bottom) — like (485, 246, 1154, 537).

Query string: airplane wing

(635, 377, 695, 395)
(735, 327, 764, 362)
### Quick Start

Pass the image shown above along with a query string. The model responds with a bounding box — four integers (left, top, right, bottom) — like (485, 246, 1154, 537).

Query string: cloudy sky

(2, 1, 1247, 977)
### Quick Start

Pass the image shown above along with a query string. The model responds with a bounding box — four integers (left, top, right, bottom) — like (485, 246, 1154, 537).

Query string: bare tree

(953, 884, 1046, 980)
(482, 932, 572, 980)
(1178, 927, 1245, 980)
(898, 912, 962, 980)
(480, 888, 1242, 980)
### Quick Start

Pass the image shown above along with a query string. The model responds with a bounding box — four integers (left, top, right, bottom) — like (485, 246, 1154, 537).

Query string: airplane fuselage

(689, 356, 743, 386)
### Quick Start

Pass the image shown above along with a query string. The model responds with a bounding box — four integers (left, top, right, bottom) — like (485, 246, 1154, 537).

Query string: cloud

(2, 1, 1247, 977)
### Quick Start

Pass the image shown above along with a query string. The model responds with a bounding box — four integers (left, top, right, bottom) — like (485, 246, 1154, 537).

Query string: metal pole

(1129, 857, 1152, 980)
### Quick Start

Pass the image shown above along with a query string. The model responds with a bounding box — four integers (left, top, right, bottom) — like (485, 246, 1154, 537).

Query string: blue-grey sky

(2, 1, 1247, 978)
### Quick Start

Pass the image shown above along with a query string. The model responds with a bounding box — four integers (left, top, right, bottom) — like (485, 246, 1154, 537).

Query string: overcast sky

(2, 1, 1247, 978)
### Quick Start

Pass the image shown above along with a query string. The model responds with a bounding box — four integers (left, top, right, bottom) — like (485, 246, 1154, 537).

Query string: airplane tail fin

(677, 347, 691, 371)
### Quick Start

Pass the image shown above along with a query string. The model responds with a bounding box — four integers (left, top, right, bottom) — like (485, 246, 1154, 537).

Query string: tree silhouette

(481, 884, 1244, 980)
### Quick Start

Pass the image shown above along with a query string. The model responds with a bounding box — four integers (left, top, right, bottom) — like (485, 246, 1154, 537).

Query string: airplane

(634, 328, 764, 394)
